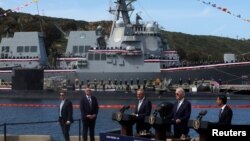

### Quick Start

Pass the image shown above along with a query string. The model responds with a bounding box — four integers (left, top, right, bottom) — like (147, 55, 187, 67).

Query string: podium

(112, 112, 136, 136)
(188, 120, 218, 141)
(145, 115, 172, 140)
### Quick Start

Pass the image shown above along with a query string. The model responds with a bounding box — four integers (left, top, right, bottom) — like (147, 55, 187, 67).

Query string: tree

(187, 51, 201, 62)
(176, 47, 186, 60)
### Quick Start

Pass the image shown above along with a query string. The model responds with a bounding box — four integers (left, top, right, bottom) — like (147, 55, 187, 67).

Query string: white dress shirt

(177, 98, 184, 111)
(137, 97, 145, 111)
(59, 100, 65, 117)
(221, 104, 226, 113)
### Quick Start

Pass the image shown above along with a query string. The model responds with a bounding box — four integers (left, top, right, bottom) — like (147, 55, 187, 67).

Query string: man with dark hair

(172, 87, 191, 139)
(58, 92, 73, 141)
(132, 89, 152, 134)
(80, 87, 99, 141)
(216, 95, 233, 125)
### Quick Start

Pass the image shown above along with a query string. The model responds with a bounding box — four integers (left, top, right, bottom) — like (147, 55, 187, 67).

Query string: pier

(220, 84, 250, 92)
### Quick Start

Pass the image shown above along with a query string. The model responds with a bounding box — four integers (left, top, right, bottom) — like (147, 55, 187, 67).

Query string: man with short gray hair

(172, 87, 191, 139)
(132, 89, 152, 134)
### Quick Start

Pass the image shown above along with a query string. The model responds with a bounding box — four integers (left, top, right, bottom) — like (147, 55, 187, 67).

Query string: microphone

(153, 110, 158, 117)
(152, 106, 162, 117)
(120, 105, 130, 113)
(196, 110, 207, 120)
(155, 106, 161, 112)
(124, 105, 130, 110)
(199, 110, 207, 116)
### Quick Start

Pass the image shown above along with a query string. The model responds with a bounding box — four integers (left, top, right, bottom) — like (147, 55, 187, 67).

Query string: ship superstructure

(0, 0, 250, 87)
(57, 0, 179, 76)
(0, 32, 48, 69)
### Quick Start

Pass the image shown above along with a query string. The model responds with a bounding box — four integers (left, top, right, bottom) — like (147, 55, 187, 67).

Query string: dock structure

(168, 84, 193, 92)
(0, 79, 11, 89)
(220, 85, 250, 92)
(168, 83, 250, 94)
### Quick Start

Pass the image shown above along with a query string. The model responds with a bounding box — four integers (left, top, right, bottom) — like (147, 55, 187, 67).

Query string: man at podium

(132, 89, 152, 134)
(172, 87, 191, 139)
(216, 94, 233, 126)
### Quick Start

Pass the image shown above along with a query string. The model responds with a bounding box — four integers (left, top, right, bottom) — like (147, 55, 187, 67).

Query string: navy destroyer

(0, 0, 250, 91)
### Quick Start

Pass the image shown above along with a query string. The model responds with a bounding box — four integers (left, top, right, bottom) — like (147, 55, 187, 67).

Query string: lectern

(188, 110, 217, 141)
(145, 102, 174, 140)
(145, 115, 172, 140)
(188, 120, 210, 141)
(112, 112, 136, 136)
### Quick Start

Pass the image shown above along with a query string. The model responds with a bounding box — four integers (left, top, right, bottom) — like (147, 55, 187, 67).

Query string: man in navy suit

(172, 88, 191, 138)
(59, 92, 73, 141)
(132, 89, 152, 134)
(216, 94, 233, 126)
(80, 87, 99, 141)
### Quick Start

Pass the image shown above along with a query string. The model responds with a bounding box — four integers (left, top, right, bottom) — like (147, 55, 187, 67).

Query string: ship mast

(34, 0, 43, 32)
(109, 0, 136, 36)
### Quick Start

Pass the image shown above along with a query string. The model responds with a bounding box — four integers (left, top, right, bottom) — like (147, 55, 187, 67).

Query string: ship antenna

(42, 9, 45, 16)
(34, 0, 43, 32)
(109, 0, 117, 36)
(54, 23, 68, 39)
(137, 0, 154, 21)
(109, 0, 136, 37)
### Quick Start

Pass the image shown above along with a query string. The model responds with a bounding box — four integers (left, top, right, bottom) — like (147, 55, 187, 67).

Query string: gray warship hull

(1, 62, 249, 85)
(47, 63, 250, 85)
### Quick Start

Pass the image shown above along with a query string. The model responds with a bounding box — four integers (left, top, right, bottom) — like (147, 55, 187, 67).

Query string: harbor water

(0, 98, 249, 141)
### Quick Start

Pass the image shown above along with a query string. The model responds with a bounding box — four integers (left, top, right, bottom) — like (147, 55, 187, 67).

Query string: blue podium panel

(100, 132, 159, 141)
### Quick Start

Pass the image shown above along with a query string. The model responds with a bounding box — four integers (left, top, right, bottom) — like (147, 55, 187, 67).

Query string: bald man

(172, 88, 191, 138)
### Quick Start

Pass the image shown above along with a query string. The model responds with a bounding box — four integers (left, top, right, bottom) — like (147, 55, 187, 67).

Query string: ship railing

(0, 119, 82, 141)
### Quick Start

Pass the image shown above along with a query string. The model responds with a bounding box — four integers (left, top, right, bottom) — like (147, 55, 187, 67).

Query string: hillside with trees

(1, 8, 250, 63)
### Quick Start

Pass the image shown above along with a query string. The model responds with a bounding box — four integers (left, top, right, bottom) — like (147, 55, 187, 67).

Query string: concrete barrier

(0, 135, 52, 141)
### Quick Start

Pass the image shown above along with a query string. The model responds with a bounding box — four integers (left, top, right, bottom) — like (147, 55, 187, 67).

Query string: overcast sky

(1, 0, 250, 39)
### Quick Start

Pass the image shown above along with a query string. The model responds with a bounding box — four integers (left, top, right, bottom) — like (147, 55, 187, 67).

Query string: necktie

(88, 97, 92, 109)
(219, 109, 222, 118)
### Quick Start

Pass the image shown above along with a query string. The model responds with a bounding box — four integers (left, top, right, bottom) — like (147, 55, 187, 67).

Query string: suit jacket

(80, 95, 99, 120)
(134, 98, 152, 120)
(172, 99, 191, 136)
(218, 105, 233, 126)
(59, 99, 73, 123)
(134, 98, 152, 133)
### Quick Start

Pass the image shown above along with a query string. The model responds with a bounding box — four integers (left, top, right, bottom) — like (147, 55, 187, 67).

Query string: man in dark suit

(80, 87, 99, 141)
(172, 87, 191, 139)
(59, 92, 73, 141)
(216, 94, 233, 126)
(132, 89, 152, 134)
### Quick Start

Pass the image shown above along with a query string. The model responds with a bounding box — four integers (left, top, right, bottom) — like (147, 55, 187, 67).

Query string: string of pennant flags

(196, 0, 250, 23)
(1, 0, 249, 23)
(0, 0, 39, 17)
